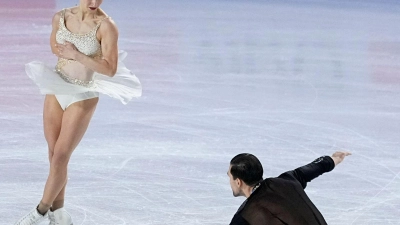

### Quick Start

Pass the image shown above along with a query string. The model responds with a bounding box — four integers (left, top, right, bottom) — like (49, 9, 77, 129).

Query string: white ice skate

(48, 210, 55, 225)
(48, 208, 73, 225)
(14, 208, 47, 225)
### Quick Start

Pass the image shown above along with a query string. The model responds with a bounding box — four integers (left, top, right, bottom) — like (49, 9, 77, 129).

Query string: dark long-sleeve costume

(230, 156, 335, 225)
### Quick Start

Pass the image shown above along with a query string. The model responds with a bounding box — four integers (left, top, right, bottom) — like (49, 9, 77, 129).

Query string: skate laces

(49, 211, 56, 225)
(15, 209, 45, 225)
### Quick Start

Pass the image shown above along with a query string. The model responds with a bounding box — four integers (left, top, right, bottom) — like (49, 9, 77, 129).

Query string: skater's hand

(331, 151, 351, 166)
(55, 41, 79, 60)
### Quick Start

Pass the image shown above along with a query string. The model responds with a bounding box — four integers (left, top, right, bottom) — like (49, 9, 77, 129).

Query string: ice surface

(1, 0, 399, 224)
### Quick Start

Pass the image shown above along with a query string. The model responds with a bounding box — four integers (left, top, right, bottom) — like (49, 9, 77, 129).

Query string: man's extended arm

(278, 151, 351, 189)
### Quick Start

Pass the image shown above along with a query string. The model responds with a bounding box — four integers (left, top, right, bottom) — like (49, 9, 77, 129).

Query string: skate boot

(15, 208, 47, 225)
(48, 210, 55, 225)
(49, 208, 73, 225)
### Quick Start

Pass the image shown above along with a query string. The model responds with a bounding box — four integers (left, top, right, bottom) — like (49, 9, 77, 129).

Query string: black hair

(230, 153, 263, 187)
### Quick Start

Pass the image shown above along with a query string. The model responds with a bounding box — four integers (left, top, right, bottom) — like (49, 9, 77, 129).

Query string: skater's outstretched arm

(279, 151, 351, 189)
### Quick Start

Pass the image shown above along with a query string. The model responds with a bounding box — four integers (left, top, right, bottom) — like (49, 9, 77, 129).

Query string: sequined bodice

(54, 9, 109, 87)
(55, 9, 103, 57)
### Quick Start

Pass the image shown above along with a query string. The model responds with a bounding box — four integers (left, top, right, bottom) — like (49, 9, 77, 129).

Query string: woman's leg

(43, 95, 65, 211)
(14, 95, 65, 224)
(39, 96, 99, 212)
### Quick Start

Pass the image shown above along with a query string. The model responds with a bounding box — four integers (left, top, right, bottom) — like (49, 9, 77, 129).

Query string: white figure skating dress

(25, 9, 142, 109)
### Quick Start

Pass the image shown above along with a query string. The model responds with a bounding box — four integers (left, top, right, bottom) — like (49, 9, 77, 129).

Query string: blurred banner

(0, 0, 55, 9)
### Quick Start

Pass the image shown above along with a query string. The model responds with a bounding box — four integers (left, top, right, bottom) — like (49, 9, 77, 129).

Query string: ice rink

(1, 0, 399, 224)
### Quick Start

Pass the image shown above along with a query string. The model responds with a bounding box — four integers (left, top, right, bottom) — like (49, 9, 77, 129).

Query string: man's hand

(331, 151, 351, 166)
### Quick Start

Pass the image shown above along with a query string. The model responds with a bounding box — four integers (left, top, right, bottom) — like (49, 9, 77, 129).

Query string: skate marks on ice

(1, 0, 400, 224)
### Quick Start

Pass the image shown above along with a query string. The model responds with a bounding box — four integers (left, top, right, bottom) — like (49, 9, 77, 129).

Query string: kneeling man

(228, 151, 351, 225)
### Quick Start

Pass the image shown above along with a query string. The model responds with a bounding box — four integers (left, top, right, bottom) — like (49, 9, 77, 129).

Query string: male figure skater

(228, 151, 351, 225)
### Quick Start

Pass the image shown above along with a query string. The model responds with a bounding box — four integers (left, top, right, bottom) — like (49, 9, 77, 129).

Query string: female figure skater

(15, 0, 141, 224)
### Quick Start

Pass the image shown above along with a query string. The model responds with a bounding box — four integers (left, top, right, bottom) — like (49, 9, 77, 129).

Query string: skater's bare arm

(50, 11, 61, 55)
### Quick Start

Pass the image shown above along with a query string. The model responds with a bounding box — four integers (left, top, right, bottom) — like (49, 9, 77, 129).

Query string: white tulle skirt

(25, 51, 142, 104)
